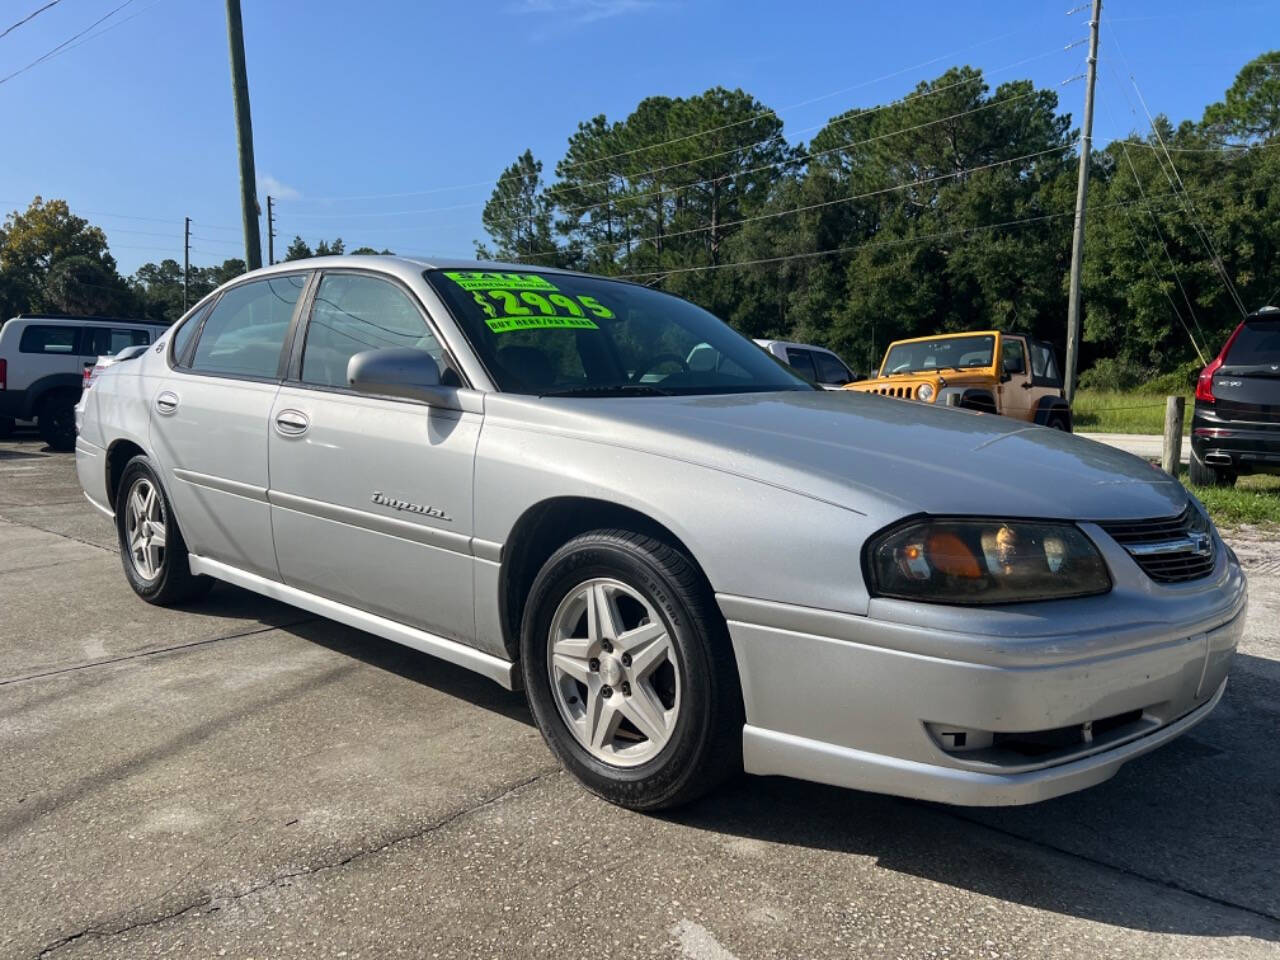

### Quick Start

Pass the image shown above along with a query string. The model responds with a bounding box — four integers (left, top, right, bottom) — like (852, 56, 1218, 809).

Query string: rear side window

(83, 327, 150, 356)
(785, 348, 817, 379)
(190, 275, 306, 378)
(1225, 322, 1280, 365)
(170, 302, 213, 366)
(19, 325, 78, 354)
(812, 350, 851, 384)
(302, 273, 445, 389)
(1029, 341, 1061, 385)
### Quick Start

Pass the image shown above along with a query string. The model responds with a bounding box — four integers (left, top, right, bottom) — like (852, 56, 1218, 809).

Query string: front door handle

(274, 409, 310, 437)
(155, 391, 179, 414)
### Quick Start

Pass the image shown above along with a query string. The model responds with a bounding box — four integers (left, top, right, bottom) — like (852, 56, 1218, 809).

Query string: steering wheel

(632, 352, 689, 381)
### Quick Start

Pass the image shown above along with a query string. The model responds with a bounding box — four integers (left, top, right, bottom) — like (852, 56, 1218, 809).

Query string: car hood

(493, 389, 1188, 524)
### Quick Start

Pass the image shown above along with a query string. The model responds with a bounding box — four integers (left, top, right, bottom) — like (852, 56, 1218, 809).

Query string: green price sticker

(444, 271, 560, 292)
(486, 316, 600, 334)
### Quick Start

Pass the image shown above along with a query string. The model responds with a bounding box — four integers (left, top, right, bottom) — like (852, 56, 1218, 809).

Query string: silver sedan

(74, 256, 1246, 810)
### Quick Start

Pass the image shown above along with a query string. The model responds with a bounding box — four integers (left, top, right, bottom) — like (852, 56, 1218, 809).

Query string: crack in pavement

(33, 767, 561, 959)
(942, 808, 1280, 927)
(0, 617, 319, 686)
(0, 508, 118, 555)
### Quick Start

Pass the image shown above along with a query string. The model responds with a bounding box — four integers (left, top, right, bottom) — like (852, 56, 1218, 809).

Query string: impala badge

(371, 491, 452, 522)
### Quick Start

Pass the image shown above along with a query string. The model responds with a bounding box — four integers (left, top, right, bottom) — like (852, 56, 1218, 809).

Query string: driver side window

(1002, 340, 1027, 377)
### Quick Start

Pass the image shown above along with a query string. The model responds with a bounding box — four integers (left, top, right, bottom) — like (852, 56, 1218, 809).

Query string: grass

(1186, 474, 1280, 529)
(1072, 389, 1193, 435)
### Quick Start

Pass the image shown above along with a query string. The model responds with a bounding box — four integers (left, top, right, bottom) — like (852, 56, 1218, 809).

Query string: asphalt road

(1, 428, 1278, 960)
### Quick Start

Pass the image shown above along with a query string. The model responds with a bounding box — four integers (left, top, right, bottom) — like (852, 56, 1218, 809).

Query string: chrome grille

(1098, 506, 1216, 583)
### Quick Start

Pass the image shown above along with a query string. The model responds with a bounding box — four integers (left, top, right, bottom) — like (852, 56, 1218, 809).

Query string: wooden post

(1162, 395, 1185, 476)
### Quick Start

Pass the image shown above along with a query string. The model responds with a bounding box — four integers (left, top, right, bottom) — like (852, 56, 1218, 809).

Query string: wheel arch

(25, 373, 83, 420)
(959, 389, 997, 413)
(105, 438, 150, 511)
(497, 496, 708, 662)
(1033, 396, 1073, 430)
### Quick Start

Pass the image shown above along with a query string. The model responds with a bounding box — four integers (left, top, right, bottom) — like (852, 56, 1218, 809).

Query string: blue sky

(0, 0, 1274, 275)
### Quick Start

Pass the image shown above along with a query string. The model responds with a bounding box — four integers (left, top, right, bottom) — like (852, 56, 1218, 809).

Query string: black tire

(0, 416, 13, 439)
(38, 392, 77, 451)
(520, 529, 743, 811)
(1046, 413, 1071, 431)
(1189, 448, 1237, 487)
(115, 455, 213, 605)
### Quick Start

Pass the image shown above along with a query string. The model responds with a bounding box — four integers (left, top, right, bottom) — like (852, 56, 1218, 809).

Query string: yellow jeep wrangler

(845, 330, 1073, 430)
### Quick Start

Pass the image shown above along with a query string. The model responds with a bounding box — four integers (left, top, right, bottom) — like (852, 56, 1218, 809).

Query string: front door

(149, 273, 309, 580)
(266, 271, 480, 643)
(998, 336, 1034, 422)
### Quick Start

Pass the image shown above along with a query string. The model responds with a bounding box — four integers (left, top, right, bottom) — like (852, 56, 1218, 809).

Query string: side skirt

(187, 554, 520, 690)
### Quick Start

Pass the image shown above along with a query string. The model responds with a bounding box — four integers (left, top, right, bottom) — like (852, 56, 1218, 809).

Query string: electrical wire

(0, 1, 63, 40)
(287, 40, 1072, 205)
(0, 0, 135, 86)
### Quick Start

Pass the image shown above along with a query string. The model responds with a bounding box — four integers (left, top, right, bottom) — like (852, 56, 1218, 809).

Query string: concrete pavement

(1, 428, 1277, 959)
(1079, 432, 1190, 464)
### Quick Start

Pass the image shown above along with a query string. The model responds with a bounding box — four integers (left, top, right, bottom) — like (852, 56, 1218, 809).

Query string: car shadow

(658, 651, 1279, 940)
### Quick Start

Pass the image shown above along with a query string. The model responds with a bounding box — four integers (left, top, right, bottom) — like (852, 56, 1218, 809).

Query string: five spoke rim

(547, 578, 681, 767)
(125, 478, 166, 581)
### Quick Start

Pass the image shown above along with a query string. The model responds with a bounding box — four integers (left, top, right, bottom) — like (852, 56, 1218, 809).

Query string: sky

(0, 0, 1275, 276)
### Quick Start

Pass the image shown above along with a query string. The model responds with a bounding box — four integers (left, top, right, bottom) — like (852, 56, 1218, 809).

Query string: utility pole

(266, 195, 275, 265)
(225, 0, 262, 270)
(1064, 0, 1101, 405)
(183, 217, 191, 311)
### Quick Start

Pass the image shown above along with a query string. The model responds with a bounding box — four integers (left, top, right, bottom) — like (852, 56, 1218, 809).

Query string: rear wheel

(1046, 413, 1070, 431)
(38, 392, 77, 450)
(115, 456, 213, 604)
(1189, 448, 1237, 487)
(520, 529, 742, 811)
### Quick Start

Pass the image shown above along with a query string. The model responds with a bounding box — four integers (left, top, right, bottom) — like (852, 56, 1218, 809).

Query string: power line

(0, 1, 63, 40)
(0, 200, 243, 232)
(616, 192, 1195, 283)
(38, 0, 166, 66)
(0, 0, 135, 86)
(505, 143, 1075, 264)
(279, 81, 1061, 229)
(286, 38, 1071, 206)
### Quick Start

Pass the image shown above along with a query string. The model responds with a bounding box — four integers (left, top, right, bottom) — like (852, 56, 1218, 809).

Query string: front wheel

(520, 530, 743, 811)
(115, 456, 213, 604)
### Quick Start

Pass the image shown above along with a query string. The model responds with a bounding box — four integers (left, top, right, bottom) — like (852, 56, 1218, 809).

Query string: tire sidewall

(116, 457, 182, 600)
(520, 537, 719, 808)
(39, 394, 77, 450)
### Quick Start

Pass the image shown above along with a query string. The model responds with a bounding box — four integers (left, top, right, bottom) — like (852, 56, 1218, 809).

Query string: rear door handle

(274, 409, 310, 437)
(155, 391, 179, 414)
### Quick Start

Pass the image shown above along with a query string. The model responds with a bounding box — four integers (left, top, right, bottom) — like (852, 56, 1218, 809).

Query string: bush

(1078, 357, 1148, 392)
(1145, 360, 1202, 395)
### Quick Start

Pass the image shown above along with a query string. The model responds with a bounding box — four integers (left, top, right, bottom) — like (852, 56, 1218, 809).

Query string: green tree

(477, 149, 559, 265)
(1204, 50, 1280, 142)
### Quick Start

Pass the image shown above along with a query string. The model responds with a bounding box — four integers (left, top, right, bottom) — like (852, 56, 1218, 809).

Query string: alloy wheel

(546, 577, 681, 767)
(124, 477, 166, 581)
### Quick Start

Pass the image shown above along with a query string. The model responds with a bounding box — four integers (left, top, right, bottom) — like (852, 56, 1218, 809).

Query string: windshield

(425, 269, 811, 396)
(880, 335, 996, 376)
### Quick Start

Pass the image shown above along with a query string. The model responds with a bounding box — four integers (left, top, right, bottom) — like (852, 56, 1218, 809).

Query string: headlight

(916, 383, 935, 402)
(866, 519, 1111, 604)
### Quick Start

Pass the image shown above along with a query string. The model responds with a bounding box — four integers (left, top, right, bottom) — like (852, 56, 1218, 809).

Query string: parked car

(755, 338, 857, 387)
(77, 257, 1244, 811)
(845, 330, 1073, 430)
(0, 314, 168, 449)
(1190, 306, 1280, 486)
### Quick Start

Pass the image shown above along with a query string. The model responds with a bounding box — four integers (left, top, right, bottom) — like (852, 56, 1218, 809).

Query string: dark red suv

(1191, 305, 1280, 486)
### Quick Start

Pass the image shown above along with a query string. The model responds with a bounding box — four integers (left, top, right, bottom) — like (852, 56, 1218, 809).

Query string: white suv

(0, 315, 168, 449)
(754, 338, 857, 388)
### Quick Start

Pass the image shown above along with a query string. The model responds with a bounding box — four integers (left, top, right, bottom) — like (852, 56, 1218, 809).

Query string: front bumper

(720, 541, 1246, 805)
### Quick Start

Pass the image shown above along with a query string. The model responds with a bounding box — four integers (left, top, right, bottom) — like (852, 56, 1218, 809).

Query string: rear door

(149, 273, 309, 580)
(1026, 338, 1064, 419)
(1213, 315, 1280, 422)
(784, 347, 818, 380)
(267, 269, 481, 642)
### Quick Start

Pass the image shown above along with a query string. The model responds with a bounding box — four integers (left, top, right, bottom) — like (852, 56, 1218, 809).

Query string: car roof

(243, 254, 622, 284)
(5, 314, 166, 326)
(754, 337, 839, 355)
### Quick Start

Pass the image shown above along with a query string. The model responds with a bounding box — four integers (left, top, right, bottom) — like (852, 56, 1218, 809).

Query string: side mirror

(348, 348, 454, 407)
